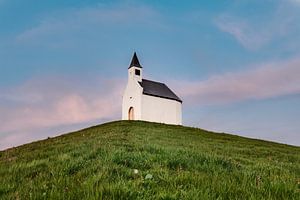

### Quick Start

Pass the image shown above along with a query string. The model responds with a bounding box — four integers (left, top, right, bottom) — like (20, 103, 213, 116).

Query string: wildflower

(133, 169, 139, 174)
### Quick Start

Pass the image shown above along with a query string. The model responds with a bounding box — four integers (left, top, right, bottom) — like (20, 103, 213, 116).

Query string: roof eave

(128, 65, 142, 69)
(142, 92, 183, 103)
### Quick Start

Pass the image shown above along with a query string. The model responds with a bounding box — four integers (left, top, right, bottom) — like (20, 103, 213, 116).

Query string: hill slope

(0, 121, 299, 199)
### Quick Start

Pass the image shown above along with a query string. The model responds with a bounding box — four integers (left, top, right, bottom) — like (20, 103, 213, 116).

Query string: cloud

(215, 1, 300, 50)
(289, 0, 300, 5)
(215, 16, 270, 50)
(15, 3, 162, 44)
(177, 57, 300, 105)
(0, 75, 125, 150)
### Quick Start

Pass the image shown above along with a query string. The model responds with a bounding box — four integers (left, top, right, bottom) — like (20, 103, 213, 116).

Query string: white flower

(133, 169, 139, 174)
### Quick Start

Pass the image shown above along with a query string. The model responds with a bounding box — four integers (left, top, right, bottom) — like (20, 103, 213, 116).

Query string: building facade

(122, 53, 182, 125)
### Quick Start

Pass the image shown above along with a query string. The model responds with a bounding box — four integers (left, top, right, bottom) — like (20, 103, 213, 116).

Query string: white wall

(122, 67, 143, 120)
(122, 65, 182, 125)
(141, 94, 182, 125)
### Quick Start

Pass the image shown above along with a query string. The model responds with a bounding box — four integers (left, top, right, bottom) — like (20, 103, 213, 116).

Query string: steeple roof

(129, 52, 142, 69)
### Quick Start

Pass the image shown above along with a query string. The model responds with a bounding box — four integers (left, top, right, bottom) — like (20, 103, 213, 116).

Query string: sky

(0, 0, 300, 150)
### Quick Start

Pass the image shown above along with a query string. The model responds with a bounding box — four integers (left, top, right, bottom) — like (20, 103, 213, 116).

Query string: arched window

(128, 107, 134, 120)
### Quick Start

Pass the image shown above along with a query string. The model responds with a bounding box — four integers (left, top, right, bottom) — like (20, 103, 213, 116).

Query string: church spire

(129, 52, 142, 69)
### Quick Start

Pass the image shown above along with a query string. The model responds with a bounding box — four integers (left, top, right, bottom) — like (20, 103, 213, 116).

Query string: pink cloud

(0, 75, 124, 150)
(176, 57, 300, 105)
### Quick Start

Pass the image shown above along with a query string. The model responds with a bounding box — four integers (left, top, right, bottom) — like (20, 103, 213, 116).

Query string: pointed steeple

(129, 52, 142, 69)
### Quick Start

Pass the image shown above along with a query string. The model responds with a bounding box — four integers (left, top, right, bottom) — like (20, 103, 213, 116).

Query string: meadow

(0, 120, 299, 199)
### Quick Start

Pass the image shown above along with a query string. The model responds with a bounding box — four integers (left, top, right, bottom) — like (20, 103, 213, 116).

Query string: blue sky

(0, 0, 300, 149)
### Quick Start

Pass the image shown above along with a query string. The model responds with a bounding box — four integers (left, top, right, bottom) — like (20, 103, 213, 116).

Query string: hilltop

(0, 121, 299, 199)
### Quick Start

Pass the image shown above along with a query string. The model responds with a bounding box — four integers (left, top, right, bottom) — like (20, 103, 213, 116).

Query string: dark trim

(128, 66, 142, 69)
(143, 92, 183, 103)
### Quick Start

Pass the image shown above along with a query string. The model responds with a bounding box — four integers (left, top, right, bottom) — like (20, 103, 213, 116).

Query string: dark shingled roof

(139, 79, 182, 103)
(128, 52, 142, 69)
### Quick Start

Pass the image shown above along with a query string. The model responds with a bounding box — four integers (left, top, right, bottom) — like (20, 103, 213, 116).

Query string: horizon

(2, 120, 299, 152)
(1, 0, 300, 150)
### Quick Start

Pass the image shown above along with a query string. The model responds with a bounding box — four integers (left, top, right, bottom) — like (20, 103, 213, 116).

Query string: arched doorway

(128, 107, 134, 120)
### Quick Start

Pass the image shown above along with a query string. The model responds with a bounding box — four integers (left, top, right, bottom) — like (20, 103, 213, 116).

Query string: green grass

(0, 120, 299, 199)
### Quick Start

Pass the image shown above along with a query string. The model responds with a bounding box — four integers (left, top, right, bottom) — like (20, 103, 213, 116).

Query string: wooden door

(128, 107, 134, 120)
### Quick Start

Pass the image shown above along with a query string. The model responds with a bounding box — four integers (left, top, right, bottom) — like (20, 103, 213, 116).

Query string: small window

(135, 69, 140, 76)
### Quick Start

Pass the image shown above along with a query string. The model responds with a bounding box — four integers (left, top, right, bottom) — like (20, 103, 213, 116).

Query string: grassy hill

(0, 121, 299, 199)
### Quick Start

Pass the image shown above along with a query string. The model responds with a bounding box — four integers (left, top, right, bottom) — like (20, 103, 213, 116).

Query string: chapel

(122, 52, 182, 125)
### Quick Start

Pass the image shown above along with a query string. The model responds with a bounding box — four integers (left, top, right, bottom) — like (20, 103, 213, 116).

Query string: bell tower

(128, 52, 142, 82)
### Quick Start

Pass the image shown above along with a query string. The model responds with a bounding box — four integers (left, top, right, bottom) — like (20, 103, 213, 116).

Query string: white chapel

(122, 52, 182, 125)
